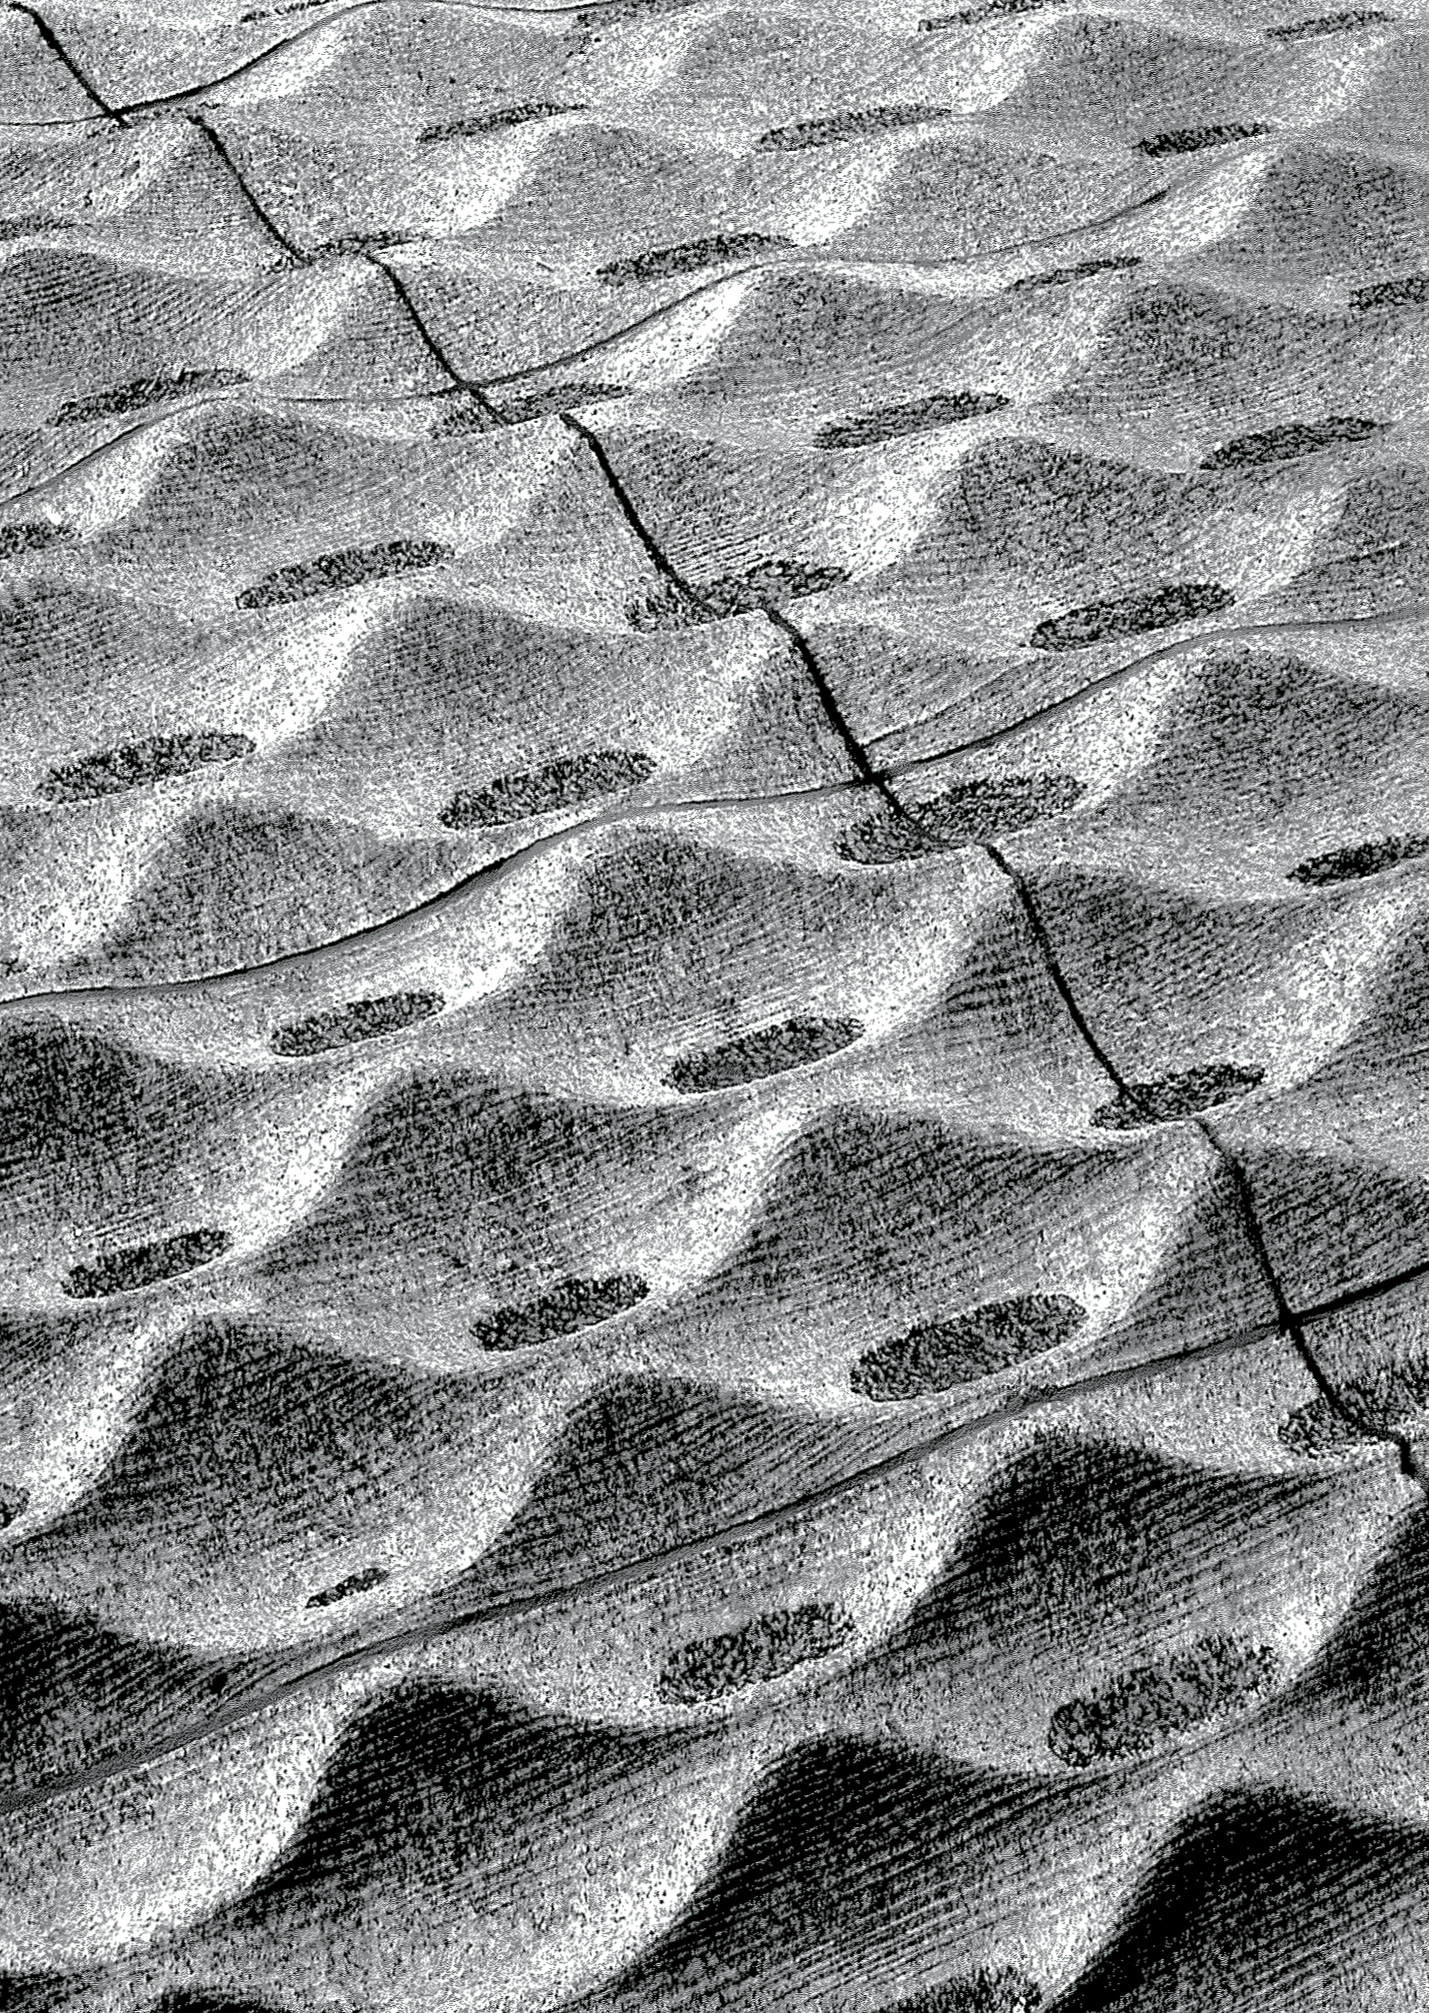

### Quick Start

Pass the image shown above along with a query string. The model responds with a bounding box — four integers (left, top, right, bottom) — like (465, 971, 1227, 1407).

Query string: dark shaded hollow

(626, 557, 848, 631)
(757, 105, 954, 150)
(438, 750, 656, 829)
(837, 774, 1086, 865)
(306, 1565, 388, 1609)
(1265, 9, 1395, 37)
(1029, 581, 1234, 651)
(1289, 834, 1429, 886)
(0, 522, 69, 560)
(159, 1993, 294, 2013)
(886, 1972, 1044, 2013)
(37, 731, 256, 804)
(473, 1273, 650, 1352)
(1008, 256, 1140, 294)
(922, 0, 1055, 24)
(0, 214, 71, 242)
(62, 1226, 233, 1300)
(1090, 1062, 1264, 1130)
(852, 1293, 1088, 1401)
(51, 369, 248, 426)
(419, 101, 587, 141)
(1202, 415, 1384, 470)
(573, 0, 695, 27)
(814, 389, 1010, 450)
(596, 232, 791, 286)
(309, 231, 413, 259)
(657, 1603, 854, 1704)
(0, 1483, 29, 1529)
(270, 990, 445, 1057)
(1280, 1356, 1429, 1455)
(1351, 273, 1428, 310)
(1136, 122, 1269, 158)
(665, 1015, 863, 1094)
(1048, 1637, 1281, 1767)
(236, 540, 452, 609)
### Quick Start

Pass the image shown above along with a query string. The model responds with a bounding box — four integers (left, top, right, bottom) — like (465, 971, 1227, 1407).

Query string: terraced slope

(2, 0, 1429, 2007)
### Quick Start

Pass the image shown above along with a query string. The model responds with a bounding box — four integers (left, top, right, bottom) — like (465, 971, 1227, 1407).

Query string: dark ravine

(306, 1566, 389, 1609)
(1029, 584, 1236, 651)
(756, 105, 956, 150)
(814, 390, 1010, 451)
(420, 101, 588, 142)
(838, 775, 1086, 864)
(852, 1295, 1089, 1400)
(439, 750, 656, 829)
(1008, 255, 1140, 294)
(1135, 122, 1269, 158)
(1201, 416, 1384, 470)
(1288, 834, 1429, 886)
(1089, 1063, 1266, 1130)
(51, 368, 249, 426)
(0, 521, 70, 558)
(596, 232, 792, 286)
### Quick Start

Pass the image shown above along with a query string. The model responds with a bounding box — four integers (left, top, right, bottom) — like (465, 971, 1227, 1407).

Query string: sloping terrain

(3, 0, 1429, 2007)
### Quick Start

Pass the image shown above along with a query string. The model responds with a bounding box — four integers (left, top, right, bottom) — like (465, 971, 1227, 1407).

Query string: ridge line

(184, 110, 308, 263)
(558, 415, 903, 806)
(964, 850, 1429, 1498)
(5, 1235, 1422, 1823)
(865, 602, 1429, 761)
(1196, 1115, 1427, 1490)
(362, 254, 504, 419)
(0, 1314, 1283, 1822)
(5, 2, 125, 124)
(980, 841, 1137, 1100)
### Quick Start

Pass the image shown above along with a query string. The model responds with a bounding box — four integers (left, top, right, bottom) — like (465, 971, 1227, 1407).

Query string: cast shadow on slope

(219, 1680, 689, 1924)
(1050, 1787, 1429, 2011)
(455, 1371, 857, 1601)
(559, 1736, 1076, 2013)
(880, 1433, 1324, 1693)
(0, 1595, 240, 1797)
(81, 804, 462, 980)
(0, 1017, 249, 1222)
(8, 1315, 480, 1574)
